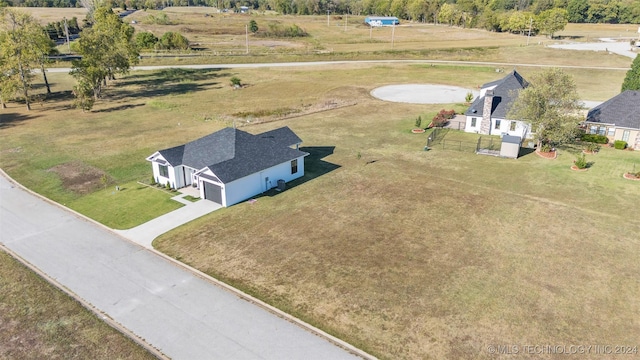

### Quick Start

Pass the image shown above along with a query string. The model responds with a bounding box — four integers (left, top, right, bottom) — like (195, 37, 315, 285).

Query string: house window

(510, 121, 516, 131)
(471, 117, 477, 127)
(622, 130, 630, 142)
(494, 120, 501, 130)
(159, 164, 169, 178)
(291, 159, 298, 174)
(598, 127, 606, 135)
(608, 128, 615, 136)
(590, 125, 597, 134)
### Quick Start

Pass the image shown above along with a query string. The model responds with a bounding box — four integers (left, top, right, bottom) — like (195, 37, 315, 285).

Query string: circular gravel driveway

(371, 84, 479, 104)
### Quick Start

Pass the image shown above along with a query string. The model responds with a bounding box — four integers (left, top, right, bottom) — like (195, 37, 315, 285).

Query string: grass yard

(1, 17, 639, 359)
(67, 181, 184, 229)
(153, 115, 640, 360)
(0, 250, 155, 360)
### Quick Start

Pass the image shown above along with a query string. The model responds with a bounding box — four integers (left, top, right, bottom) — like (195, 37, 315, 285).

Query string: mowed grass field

(0, 250, 156, 359)
(1, 16, 639, 359)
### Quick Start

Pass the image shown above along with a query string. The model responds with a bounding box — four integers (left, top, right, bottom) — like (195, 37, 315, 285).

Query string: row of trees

(4, 0, 640, 25)
(1, 6, 139, 111)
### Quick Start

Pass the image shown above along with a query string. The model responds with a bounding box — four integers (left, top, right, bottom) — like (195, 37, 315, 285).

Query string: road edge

(0, 168, 377, 360)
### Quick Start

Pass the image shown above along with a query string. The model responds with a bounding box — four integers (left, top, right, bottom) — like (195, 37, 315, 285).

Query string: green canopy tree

(0, 8, 51, 110)
(508, 68, 583, 148)
(536, 8, 568, 39)
(621, 55, 640, 92)
(71, 7, 138, 108)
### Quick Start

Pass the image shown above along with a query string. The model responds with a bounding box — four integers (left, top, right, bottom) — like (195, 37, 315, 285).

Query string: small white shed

(500, 135, 521, 159)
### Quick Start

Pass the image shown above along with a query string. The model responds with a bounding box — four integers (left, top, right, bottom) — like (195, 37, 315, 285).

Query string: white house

(147, 127, 308, 207)
(464, 70, 531, 140)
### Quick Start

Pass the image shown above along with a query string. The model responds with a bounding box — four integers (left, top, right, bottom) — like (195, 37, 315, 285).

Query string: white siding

(201, 156, 306, 207)
(465, 116, 481, 133)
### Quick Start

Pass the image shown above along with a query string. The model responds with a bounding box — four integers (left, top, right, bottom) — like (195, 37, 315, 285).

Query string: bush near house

(431, 109, 456, 127)
(614, 140, 627, 149)
(574, 153, 588, 169)
(581, 133, 609, 144)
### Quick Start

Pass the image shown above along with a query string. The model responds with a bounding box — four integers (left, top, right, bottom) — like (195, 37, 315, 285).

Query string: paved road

(44, 58, 632, 74)
(548, 39, 638, 59)
(0, 173, 367, 360)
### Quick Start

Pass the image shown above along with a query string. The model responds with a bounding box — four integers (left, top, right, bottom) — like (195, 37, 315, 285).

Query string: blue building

(365, 16, 400, 27)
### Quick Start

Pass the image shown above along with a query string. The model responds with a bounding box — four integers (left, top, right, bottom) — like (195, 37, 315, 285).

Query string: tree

(0, 8, 51, 110)
(508, 68, 582, 148)
(71, 7, 138, 109)
(621, 55, 640, 92)
(249, 19, 258, 33)
(536, 8, 567, 38)
(157, 31, 189, 50)
(135, 30, 158, 49)
(567, 0, 588, 23)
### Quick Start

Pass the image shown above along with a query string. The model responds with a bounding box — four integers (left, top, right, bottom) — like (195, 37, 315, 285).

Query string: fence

(426, 127, 449, 147)
(476, 136, 502, 156)
(440, 139, 479, 152)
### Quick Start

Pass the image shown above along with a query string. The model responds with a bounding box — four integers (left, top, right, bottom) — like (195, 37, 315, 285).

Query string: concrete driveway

(0, 172, 369, 360)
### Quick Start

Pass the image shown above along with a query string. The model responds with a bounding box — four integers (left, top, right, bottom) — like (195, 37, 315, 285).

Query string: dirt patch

(230, 98, 356, 126)
(623, 173, 640, 181)
(47, 162, 109, 194)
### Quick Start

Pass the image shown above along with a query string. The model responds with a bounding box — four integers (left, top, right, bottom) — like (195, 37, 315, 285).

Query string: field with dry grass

(0, 250, 155, 360)
(1, 13, 639, 359)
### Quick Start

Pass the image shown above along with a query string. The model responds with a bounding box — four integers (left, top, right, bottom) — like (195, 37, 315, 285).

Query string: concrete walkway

(116, 192, 221, 248)
(0, 171, 370, 360)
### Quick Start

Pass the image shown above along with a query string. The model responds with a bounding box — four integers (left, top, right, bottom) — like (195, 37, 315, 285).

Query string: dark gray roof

(257, 126, 302, 147)
(585, 90, 640, 130)
(465, 70, 528, 118)
(156, 127, 308, 183)
(502, 135, 522, 144)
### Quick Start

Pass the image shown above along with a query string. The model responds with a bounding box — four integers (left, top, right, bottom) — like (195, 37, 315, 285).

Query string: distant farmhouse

(584, 90, 640, 150)
(365, 16, 400, 27)
(147, 127, 308, 206)
(464, 70, 531, 140)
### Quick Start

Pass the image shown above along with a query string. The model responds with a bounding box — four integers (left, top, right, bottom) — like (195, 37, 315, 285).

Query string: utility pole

(64, 17, 71, 53)
(327, 9, 330, 27)
(245, 24, 248, 54)
(526, 17, 533, 46)
(391, 23, 395, 49)
(344, 10, 348, 31)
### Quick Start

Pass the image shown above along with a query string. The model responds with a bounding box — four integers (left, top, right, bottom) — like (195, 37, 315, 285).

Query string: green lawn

(67, 181, 184, 229)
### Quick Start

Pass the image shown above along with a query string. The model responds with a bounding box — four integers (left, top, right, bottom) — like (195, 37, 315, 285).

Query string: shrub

(156, 32, 190, 50)
(144, 12, 171, 25)
(165, 181, 171, 190)
(465, 92, 474, 103)
(249, 19, 259, 34)
(574, 154, 587, 169)
(262, 23, 308, 37)
(150, 176, 156, 185)
(230, 76, 242, 87)
(581, 133, 609, 144)
(614, 140, 627, 149)
(415, 116, 422, 128)
(431, 109, 456, 127)
(540, 143, 552, 153)
(135, 31, 158, 49)
(584, 142, 600, 153)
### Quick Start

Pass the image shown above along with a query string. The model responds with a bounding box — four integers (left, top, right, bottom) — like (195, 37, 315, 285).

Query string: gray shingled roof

(465, 70, 529, 118)
(586, 90, 640, 130)
(156, 127, 308, 183)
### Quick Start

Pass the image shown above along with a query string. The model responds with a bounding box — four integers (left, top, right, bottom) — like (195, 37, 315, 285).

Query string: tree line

(4, 0, 640, 25)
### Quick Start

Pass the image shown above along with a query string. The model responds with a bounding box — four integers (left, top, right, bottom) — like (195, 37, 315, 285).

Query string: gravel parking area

(371, 84, 479, 104)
